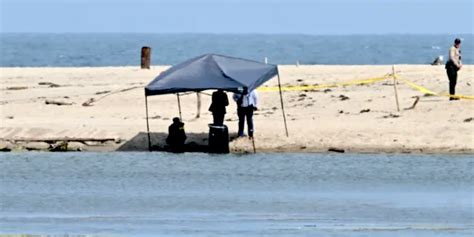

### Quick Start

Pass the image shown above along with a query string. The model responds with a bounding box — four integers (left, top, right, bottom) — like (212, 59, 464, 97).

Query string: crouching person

(166, 117, 187, 152)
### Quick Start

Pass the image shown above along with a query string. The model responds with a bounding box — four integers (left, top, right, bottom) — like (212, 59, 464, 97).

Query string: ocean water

(0, 152, 472, 236)
(0, 33, 473, 66)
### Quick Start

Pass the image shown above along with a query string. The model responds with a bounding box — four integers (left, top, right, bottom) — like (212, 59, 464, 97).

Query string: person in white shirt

(233, 89, 258, 137)
(445, 38, 462, 100)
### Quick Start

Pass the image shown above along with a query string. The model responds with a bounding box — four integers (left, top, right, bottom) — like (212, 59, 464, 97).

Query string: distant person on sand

(233, 89, 258, 138)
(445, 38, 462, 101)
(166, 117, 187, 152)
(208, 89, 229, 126)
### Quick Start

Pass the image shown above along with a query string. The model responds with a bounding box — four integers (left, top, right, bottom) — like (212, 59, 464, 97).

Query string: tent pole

(177, 93, 182, 121)
(277, 67, 289, 137)
(195, 92, 201, 119)
(145, 95, 152, 152)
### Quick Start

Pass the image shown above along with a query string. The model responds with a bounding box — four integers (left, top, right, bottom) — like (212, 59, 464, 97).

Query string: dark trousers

(213, 113, 225, 126)
(237, 106, 254, 137)
(446, 67, 458, 96)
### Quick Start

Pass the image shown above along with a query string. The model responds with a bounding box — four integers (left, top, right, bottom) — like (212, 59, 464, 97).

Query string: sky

(0, 0, 473, 34)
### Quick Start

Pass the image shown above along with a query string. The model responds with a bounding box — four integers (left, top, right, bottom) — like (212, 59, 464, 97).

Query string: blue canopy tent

(144, 54, 288, 151)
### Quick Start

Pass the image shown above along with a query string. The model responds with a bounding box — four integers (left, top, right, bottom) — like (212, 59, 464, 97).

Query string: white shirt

(233, 90, 258, 108)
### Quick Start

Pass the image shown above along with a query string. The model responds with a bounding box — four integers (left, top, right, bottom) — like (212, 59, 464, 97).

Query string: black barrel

(208, 124, 229, 153)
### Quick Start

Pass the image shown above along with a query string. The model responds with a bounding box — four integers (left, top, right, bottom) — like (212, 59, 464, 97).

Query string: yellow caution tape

(398, 77, 474, 100)
(258, 76, 390, 92)
(258, 72, 474, 100)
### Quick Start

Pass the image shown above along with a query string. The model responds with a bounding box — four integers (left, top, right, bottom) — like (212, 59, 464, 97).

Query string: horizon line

(1, 32, 473, 36)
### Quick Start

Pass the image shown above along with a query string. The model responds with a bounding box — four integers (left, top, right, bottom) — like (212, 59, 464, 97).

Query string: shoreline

(1, 65, 473, 154)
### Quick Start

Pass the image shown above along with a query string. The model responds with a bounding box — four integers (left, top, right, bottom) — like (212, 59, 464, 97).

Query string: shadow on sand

(117, 132, 240, 152)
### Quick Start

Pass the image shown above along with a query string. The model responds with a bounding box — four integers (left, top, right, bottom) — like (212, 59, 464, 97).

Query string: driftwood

(82, 86, 141, 106)
(8, 138, 117, 142)
(328, 147, 345, 153)
(45, 100, 73, 106)
(82, 98, 95, 106)
(404, 96, 420, 110)
(38, 82, 61, 88)
(6, 86, 28, 90)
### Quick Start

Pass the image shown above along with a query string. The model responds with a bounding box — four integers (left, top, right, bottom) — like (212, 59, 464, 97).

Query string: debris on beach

(49, 141, 69, 152)
(360, 109, 370, 113)
(45, 100, 74, 106)
(38, 82, 61, 88)
(464, 117, 474, 123)
(404, 96, 420, 110)
(328, 147, 345, 153)
(6, 86, 28, 90)
(0, 141, 13, 152)
(323, 89, 332, 93)
(95, 90, 111, 95)
(82, 98, 95, 106)
(382, 113, 400, 119)
(339, 94, 350, 101)
(24, 142, 50, 151)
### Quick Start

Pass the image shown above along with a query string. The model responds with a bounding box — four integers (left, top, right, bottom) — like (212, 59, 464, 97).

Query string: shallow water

(0, 152, 473, 236)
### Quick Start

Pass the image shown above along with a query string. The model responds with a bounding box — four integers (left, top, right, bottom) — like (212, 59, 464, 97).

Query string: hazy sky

(1, 0, 472, 34)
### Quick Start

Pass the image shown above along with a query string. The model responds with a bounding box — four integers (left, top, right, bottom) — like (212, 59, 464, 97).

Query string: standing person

(233, 89, 258, 138)
(446, 38, 462, 100)
(209, 89, 229, 125)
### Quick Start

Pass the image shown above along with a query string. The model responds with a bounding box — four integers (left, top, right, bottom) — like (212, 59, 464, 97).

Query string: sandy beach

(1, 65, 473, 153)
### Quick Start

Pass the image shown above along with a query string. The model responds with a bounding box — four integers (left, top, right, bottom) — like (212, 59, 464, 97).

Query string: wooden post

(141, 46, 151, 69)
(392, 65, 400, 112)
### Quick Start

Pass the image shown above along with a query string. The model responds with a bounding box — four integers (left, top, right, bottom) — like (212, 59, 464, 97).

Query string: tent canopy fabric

(145, 54, 278, 96)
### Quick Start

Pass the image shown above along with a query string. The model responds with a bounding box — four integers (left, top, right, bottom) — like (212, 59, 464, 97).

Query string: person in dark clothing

(233, 89, 258, 138)
(446, 38, 462, 101)
(208, 89, 229, 126)
(166, 117, 187, 152)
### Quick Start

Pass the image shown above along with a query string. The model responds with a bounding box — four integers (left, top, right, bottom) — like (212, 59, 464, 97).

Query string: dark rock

(339, 95, 350, 101)
(49, 142, 68, 152)
(25, 142, 50, 151)
(382, 113, 400, 119)
(328, 148, 345, 153)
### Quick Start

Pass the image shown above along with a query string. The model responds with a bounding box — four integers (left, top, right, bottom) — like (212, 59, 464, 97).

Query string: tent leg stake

(277, 68, 289, 137)
(251, 137, 257, 153)
(145, 95, 152, 152)
(177, 93, 182, 121)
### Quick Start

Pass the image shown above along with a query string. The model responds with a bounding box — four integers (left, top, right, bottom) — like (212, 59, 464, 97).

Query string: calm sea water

(0, 33, 473, 66)
(0, 152, 472, 236)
